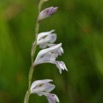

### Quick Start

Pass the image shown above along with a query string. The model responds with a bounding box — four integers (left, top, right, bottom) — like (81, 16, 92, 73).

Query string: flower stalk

(24, 1, 43, 103)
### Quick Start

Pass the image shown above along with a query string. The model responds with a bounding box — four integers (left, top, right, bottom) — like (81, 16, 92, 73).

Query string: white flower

(34, 43, 63, 65)
(30, 79, 55, 96)
(30, 79, 59, 103)
(37, 30, 57, 48)
(45, 93, 59, 103)
(33, 43, 68, 74)
(38, 7, 58, 21)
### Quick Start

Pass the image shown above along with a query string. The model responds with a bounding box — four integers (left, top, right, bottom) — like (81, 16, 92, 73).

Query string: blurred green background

(0, 0, 103, 103)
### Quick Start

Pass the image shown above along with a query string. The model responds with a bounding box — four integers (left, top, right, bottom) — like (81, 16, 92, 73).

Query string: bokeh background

(0, 0, 103, 103)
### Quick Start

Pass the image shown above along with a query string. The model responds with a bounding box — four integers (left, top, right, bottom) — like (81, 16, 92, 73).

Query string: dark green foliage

(0, 0, 103, 103)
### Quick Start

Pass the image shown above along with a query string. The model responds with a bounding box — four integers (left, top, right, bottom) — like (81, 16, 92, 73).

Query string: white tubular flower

(30, 79, 55, 96)
(37, 30, 57, 48)
(30, 79, 59, 103)
(33, 43, 67, 74)
(38, 7, 58, 21)
(34, 43, 62, 65)
(45, 93, 59, 103)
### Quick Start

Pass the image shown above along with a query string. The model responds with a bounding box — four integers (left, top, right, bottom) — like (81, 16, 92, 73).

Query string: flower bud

(38, 7, 58, 21)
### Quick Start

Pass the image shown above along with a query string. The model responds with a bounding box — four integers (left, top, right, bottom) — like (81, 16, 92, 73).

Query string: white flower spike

(24, 0, 68, 103)
(33, 43, 67, 74)
(38, 7, 58, 21)
(37, 30, 57, 48)
(30, 79, 55, 96)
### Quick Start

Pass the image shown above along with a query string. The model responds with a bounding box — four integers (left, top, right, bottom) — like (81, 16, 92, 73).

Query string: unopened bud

(38, 7, 58, 21)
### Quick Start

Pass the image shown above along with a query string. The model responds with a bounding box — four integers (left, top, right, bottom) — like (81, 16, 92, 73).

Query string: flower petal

(55, 61, 68, 74)
(30, 79, 53, 93)
(39, 43, 48, 48)
(46, 93, 59, 103)
(47, 33, 57, 43)
(38, 33, 57, 48)
(31, 83, 55, 96)
(37, 30, 55, 42)
(37, 30, 57, 48)
(34, 52, 55, 65)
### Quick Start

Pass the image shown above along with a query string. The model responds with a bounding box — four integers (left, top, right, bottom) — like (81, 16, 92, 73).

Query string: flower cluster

(34, 37, 68, 74)
(24, 0, 68, 103)
(31, 31, 68, 102)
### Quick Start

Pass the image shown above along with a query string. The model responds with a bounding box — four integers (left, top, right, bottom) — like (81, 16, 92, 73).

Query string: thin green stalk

(26, 22, 39, 103)
(24, 21, 39, 103)
(24, 1, 43, 103)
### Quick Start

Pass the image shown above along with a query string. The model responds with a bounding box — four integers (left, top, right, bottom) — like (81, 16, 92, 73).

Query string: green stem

(24, 23, 39, 103)
(31, 22, 39, 63)
(24, 1, 43, 103)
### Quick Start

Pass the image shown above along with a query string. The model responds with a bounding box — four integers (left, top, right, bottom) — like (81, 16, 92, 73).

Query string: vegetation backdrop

(0, 0, 103, 103)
